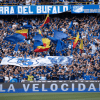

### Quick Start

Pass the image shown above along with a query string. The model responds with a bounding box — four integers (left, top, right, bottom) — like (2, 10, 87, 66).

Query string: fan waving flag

(16, 29, 28, 39)
(73, 32, 79, 49)
(40, 14, 50, 28)
(79, 39, 83, 53)
(34, 38, 51, 52)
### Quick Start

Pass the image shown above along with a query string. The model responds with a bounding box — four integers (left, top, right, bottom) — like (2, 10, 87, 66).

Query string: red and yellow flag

(79, 39, 83, 53)
(73, 32, 79, 49)
(40, 14, 50, 28)
(67, 37, 76, 40)
(34, 38, 50, 52)
(16, 29, 28, 39)
(39, 29, 43, 36)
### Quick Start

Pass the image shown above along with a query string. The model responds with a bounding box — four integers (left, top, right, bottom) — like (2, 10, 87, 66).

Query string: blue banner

(0, 5, 70, 15)
(1, 5, 100, 14)
(1, 56, 73, 67)
(71, 5, 100, 13)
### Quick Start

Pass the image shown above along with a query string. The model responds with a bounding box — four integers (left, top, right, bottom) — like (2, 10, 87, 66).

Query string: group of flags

(70, 32, 83, 53)
(34, 14, 50, 52)
(4, 14, 83, 53)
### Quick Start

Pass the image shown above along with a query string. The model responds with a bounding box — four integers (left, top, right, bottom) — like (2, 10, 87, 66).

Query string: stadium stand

(0, 0, 99, 5)
(0, 13, 100, 83)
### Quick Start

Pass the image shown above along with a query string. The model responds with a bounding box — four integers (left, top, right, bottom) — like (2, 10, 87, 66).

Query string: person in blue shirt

(58, 72, 64, 80)
(84, 71, 91, 80)
(64, 72, 69, 80)
(91, 73, 98, 80)
(10, 76, 18, 83)
(70, 72, 75, 80)
(36, 73, 40, 81)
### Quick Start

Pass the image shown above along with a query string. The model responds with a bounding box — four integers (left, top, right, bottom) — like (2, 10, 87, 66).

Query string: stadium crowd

(0, 14, 100, 83)
(0, 0, 98, 5)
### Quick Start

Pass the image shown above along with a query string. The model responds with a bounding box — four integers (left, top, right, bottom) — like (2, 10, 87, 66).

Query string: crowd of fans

(0, 14, 100, 83)
(0, 0, 99, 5)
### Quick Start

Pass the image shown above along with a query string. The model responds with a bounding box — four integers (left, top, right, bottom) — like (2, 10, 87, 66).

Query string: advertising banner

(0, 56, 73, 67)
(71, 5, 100, 13)
(0, 5, 70, 15)
(0, 81, 100, 93)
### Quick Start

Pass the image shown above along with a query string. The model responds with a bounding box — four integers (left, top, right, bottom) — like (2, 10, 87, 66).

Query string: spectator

(10, 76, 18, 83)
(40, 74, 46, 80)
(26, 0, 31, 5)
(64, 0, 69, 5)
(27, 73, 34, 81)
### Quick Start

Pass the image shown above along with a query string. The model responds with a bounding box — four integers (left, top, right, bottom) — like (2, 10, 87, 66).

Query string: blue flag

(34, 41, 43, 46)
(54, 30, 68, 40)
(33, 34, 43, 42)
(33, 40, 43, 50)
(14, 43, 18, 51)
(61, 41, 65, 50)
(47, 36, 58, 43)
(23, 25, 32, 29)
(56, 40, 63, 52)
(69, 21, 73, 28)
(4, 33, 25, 43)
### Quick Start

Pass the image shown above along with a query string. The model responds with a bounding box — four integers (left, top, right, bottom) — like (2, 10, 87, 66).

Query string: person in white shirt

(62, 26, 66, 33)
(90, 44, 97, 54)
(64, 0, 69, 5)
(12, 23, 17, 29)
(26, 0, 31, 5)
(9, 75, 13, 81)
(4, 75, 9, 83)
(40, 74, 46, 81)
(68, 42, 73, 49)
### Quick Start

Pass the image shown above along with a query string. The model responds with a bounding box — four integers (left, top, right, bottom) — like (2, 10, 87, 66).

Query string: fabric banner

(71, 5, 100, 13)
(0, 80, 100, 93)
(0, 5, 70, 15)
(0, 56, 73, 67)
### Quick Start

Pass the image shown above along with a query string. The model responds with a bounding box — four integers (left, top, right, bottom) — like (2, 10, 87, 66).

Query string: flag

(39, 29, 43, 36)
(33, 34, 43, 42)
(40, 14, 50, 28)
(73, 32, 79, 49)
(67, 37, 80, 41)
(16, 29, 28, 39)
(56, 40, 62, 52)
(23, 25, 32, 29)
(14, 43, 18, 51)
(34, 41, 43, 47)
(54, 30, 68, 40)
(42, 38, 50, 47)
(34, 38, 50, 52)
(34, 45, 50, 52)
(67, 37, 76, 40)
(68, 21, 73, 29)
(47, 36, 58, 43)
(4, 33, 25, 43)
(79, 39, 83, 53)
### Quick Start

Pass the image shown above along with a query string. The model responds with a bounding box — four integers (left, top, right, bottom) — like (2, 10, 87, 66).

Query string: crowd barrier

(0, 80, 100, 93)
